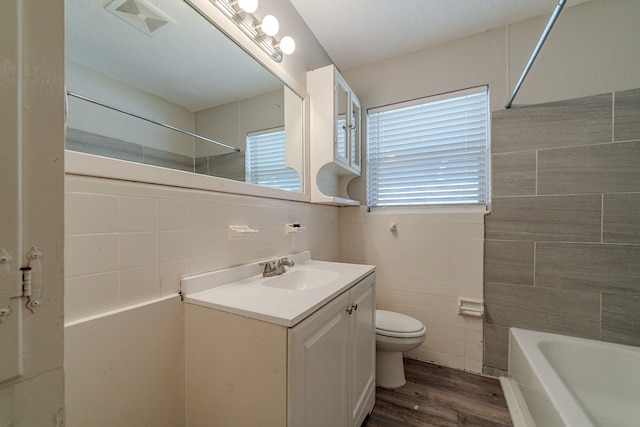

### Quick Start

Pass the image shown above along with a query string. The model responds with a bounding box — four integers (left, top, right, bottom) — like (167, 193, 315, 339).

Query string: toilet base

(376, 350, 407, 389)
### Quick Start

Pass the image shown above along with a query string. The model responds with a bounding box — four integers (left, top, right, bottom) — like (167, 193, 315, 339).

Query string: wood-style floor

(362, 358, 513, 427)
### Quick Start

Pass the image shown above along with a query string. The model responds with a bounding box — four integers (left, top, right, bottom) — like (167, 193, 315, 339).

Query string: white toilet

(375, 310, 426, 389)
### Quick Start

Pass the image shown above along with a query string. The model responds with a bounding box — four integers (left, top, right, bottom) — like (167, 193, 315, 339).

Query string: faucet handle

(260, 260, 277, 277)
(275, 257, 294, 274)
(277, 257, 294, 267)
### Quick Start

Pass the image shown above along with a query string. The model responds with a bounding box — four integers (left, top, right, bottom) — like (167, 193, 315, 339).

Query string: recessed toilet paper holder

(458, 298, 484, 317)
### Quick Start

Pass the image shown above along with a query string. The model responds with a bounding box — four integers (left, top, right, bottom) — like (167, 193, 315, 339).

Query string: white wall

(339, 0, 640, 373)
(506, 0, 640, 106)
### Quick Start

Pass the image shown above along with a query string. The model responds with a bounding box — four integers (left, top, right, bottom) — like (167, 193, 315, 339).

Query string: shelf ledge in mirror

(318, 196, 360, 207)
(65, 151, 308, 203)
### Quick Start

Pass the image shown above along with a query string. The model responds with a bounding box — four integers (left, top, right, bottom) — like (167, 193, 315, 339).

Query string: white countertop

(181, 252, 375, 327)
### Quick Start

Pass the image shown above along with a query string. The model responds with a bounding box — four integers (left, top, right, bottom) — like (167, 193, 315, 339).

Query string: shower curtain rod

(66, 91, 240, 152)
(505, 0, 566, 109)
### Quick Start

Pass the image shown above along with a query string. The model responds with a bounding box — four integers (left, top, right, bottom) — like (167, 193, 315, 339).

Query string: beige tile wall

(340, 207, 486, 373)
(64, 174, 341, 323)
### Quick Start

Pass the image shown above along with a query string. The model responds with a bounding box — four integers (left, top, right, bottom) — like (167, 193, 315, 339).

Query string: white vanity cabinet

(289, 272, 375, 427)
(307, 65, 362, 205)
(183, 264, 375, 427)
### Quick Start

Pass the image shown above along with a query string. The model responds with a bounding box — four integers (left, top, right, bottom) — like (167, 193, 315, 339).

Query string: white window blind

(245, 128, 300, 191)
(367, 86, 489, 207)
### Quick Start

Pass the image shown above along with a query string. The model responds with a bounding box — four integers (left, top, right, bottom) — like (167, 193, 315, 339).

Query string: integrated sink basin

(262, 269, 340, 290)
(180, 251, 375, 327)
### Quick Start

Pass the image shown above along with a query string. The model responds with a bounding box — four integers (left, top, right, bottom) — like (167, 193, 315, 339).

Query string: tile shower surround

(483, 88, 640, 374)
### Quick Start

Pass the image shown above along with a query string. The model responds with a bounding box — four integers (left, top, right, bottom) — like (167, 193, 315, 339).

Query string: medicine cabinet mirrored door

(334, 74, 360, 174)
(335, 80, 350, 165)
(350, 97, 361, 174)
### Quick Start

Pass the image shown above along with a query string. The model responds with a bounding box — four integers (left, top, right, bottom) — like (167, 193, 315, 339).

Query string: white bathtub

(500, 328, 640, 427)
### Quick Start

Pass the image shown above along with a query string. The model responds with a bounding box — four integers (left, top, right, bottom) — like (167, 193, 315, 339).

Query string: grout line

(601, 193, 605, 244)
(612, 91, 615, 143)
(535, 149, 538, 196)
(493, 192, 604, 199)
(505, 24, 511, 104)
(523, 139, 634, 155)
(599, 292, 603, 340)
(532, 241, 536, 287)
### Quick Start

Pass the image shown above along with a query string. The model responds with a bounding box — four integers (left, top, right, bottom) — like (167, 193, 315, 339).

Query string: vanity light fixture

(213, 0, 295, 62)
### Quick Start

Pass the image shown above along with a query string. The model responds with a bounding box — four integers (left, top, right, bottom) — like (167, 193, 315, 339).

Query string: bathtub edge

(499, 376, 535, 427)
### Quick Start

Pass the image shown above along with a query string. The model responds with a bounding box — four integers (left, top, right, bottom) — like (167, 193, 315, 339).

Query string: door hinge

(0, 246, 44, 322)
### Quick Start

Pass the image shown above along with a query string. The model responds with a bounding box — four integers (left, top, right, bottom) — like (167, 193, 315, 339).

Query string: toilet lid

(376, 310, 426, 338)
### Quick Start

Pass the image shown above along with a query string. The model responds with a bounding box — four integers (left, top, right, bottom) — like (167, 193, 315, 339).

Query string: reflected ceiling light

(214, 0, 296, 62)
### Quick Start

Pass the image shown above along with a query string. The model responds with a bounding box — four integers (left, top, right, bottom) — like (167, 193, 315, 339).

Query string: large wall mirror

(65, 0, 304, 193)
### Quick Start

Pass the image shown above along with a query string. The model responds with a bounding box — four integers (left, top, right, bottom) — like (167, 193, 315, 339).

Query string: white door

(0, 0, 24, 383)
(0, 0, 65, 423)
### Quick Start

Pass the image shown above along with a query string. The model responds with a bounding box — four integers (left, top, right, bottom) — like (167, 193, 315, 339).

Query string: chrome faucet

(261, 257, 294, 277)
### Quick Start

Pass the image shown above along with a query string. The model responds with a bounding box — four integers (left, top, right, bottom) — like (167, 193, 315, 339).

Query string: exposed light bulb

(236, 0, 258, 13)
(260, 15, 279, 36)
(278, 36, 295, 55)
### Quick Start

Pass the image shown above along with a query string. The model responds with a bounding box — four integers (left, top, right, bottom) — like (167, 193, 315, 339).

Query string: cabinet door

(348, 274, 376, 427)
(289, 293, 350, 427)
(335, 78, 350, 166)
(350, 95, 362, 174)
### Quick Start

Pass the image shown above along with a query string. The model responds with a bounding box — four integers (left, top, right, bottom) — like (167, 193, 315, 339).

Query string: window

(367, 86, 489, 208)
(245, 128, 300, 191)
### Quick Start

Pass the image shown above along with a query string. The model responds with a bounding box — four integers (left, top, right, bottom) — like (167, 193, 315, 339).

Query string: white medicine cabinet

(308, 65, 362, 205)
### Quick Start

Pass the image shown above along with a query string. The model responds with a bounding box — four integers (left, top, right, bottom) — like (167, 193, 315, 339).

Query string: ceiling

(288, 0, 592, 70)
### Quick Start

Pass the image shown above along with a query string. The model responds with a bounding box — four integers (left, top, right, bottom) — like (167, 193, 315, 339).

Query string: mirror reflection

(65, 0, 303, 192)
